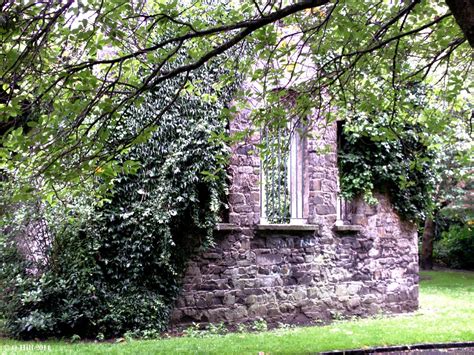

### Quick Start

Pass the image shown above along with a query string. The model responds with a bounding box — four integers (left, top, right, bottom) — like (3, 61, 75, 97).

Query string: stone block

(297, 274, 314, 285)
(347, 283, 361, 295)
(386, 282, 401, 293)
(229, 193, 245, 205)
(202, 252, 221, 260)
(248, 304, 268, 318)
(352, 214, 367, 225)
(267, 304, 282, 317)
(314, 196, 325, 205)
(183, 308, 199, 317)
(207, 308, 227, 323)
(279, 303, 295, 313)
(229, 213, 240, 225)
(368, 249, 379, 257)
(185, 296, 195, 307)
(347, 297, 361, 309)
(256, 253, 282, 265)
(222, 293, 236, 306)
(362, 294, 378, 304)
(225, 305, 248, 321)
(301, 301, 320, 318)
(245, 294, 257, 305)
(335, 285, 349, 297)
(250, 192, 260, 204)
(234, 205, 253, 213)
(316, 204, 336, 215)
(290, 289, 307, 304)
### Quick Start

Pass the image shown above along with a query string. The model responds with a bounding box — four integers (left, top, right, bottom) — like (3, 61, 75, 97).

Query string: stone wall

(170, 193, 418, 328)
(169, 107, 419, 329)
(305, 118, 339, 225)
(227, 106, 260, 226)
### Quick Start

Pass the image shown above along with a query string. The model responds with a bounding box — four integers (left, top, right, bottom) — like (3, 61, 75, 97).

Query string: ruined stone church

(170, 96, 419, 328)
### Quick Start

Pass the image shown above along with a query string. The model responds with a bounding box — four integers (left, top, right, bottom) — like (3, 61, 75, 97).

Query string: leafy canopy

(0, 60, 234, 339)
(0, 0, 472, 206)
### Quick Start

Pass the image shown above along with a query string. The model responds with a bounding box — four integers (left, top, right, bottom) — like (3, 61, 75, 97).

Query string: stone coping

(333, 224, 363, 233)
(215, 223, 244, 231)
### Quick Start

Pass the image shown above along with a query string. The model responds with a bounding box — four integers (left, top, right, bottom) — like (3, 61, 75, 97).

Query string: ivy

(339, 119, 435, 223)
(0, 63, 236, 339)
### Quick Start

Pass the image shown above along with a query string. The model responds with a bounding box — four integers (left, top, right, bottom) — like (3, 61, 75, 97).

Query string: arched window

(260, 117, 306, 225)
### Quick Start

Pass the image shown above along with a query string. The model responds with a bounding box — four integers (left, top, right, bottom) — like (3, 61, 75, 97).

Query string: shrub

(434, 224, 474, 270)
(251, 318, 268, 332)
(0, 63, 236, 339)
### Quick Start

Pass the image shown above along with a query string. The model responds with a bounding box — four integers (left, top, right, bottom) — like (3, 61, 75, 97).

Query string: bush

(0, 63, 236, 339)
(434, 224, 474, 270)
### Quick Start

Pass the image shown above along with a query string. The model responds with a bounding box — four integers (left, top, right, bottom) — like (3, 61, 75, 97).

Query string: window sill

(215, 223, 319, 233)
(256, 224, 319, 231)
(215, 223, 363, 234)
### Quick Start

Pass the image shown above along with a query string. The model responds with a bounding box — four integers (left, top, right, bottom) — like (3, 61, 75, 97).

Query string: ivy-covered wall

(0, 65, 235, 340)
(1, 78, 420, 338)
(170, 108, 419, 329)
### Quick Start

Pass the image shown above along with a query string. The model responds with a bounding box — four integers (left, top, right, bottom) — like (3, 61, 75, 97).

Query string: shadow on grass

(420, 269, 474, 292)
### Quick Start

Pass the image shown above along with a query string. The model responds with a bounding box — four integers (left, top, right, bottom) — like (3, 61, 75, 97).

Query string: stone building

(170, 99, 419, 328)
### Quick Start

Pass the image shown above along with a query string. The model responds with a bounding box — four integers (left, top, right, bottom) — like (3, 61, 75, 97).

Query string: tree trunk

(445, 0, 474, 47)
(420, 217, 435, 270)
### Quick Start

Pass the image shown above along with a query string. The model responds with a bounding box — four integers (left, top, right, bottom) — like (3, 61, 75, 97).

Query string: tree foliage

(0, 0, 472, 205)
(0, 0, 472, 340)
(339, 83, 471, 222)
(0, 62, 234, 339)
(437, 224, 474, 270)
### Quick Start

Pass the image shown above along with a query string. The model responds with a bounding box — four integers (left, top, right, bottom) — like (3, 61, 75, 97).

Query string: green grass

(1, 270, 473, 354)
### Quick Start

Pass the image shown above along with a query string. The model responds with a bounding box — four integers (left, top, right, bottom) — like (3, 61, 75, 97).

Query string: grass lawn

(1, 269, 473, 354)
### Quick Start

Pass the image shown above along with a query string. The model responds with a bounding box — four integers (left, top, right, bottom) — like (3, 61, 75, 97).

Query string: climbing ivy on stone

(0, 63, 236, 339)
(339, 117, 436, 223)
